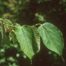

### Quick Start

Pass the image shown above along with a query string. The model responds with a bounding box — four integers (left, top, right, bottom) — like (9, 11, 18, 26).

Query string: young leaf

(14, 24, 40, 60)
(38, 22, 64, 56)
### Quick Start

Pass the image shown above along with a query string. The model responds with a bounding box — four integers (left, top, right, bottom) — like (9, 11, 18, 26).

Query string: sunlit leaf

(14, 24, 39, 60)
(38, 22, 64, 56)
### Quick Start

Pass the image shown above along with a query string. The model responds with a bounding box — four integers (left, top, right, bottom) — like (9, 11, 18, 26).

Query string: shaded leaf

(0, 26, 2, 45)
(32, 27, 40, 53)
(38, 22, 64, 56)
(0, 18, 13, 48)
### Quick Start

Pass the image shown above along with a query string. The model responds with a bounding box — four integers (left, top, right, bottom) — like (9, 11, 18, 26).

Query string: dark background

(17, 0, 66, 66)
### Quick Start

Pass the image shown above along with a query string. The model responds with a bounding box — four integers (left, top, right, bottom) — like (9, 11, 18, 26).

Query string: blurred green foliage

(0, 0, 66, 24)
(0, 0, 65, 66)
(0, 0, 29, 21)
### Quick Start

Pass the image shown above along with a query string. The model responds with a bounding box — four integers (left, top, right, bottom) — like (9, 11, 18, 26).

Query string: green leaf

(38, 22, 64, 56)
(32, 27, 40, 53)
(0, 18, 13, 48)
(0, 26, 2, 45)
(14, 24, 40, 60)
(0, 18, 13, 31)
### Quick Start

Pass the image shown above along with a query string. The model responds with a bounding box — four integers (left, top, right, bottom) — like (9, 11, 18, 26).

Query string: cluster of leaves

(0, 0, 65, 66)
(0, 18, 64, 66)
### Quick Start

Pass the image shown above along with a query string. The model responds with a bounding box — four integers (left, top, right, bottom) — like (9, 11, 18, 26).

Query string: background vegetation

(0, 0, 66, 66)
